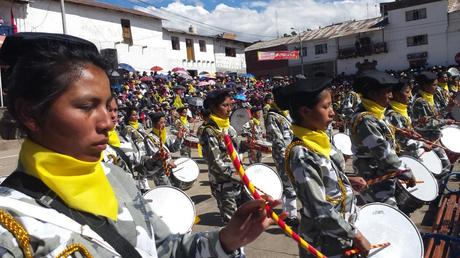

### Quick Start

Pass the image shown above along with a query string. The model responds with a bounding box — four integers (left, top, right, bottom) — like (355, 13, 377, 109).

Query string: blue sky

(97, 0, 390, 42)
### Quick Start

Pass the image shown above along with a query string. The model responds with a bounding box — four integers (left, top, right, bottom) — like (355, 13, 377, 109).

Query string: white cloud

(135, 0, 393, 42)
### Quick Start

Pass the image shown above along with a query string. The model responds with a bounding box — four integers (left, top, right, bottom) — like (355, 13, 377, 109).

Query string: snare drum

(396, 156, 439, 214)
(244, 164, 283, 200)
(354, 203, 424, 258)
(170, 158, 200, 190)
(143, 186, 196, 234)
(251, 140, 272, 153)
(184, 136, 199, 149)
(332, 133, 353, 156)
(440, 125, 460, 163)
(419, 150, 443, 176)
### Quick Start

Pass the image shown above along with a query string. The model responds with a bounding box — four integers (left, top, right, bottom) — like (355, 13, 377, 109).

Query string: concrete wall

(162, 31, 216, 73)
(214, 39, 247, 74)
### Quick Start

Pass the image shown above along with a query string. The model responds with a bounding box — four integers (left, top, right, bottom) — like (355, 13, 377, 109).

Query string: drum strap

(2, 172, 143, 258)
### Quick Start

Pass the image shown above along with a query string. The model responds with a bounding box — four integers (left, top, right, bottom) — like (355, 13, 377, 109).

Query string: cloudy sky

(99, 0, 392, 42)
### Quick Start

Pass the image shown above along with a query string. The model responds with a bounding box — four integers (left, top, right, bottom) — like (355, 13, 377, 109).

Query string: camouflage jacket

(434, 87, 450, 118)
(411, 94, 447, 141)
(199, 120, 239, 184)
(122, 124, 148, 164)
(286, 143, 356, 240)
(0, 163, 242, 258)
(384, 108, 424, 156)
(350, 106, 411, 180)
(265, 110, 292, 165)
(241, 119, 263, 140)
(170, 118, 191, 136)
(143, 132, 182, 175)
(338, 91, 361, 119)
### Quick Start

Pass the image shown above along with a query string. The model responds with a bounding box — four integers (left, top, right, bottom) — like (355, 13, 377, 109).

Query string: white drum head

(451, 94, 460, 121)
(333, 133, 353, 156)
(355, 203, 423, 258)
(230, 108, 250, 134)
(419, 150, 443, 175)
(245, 164, 283, 200)
(400, 156, 438, 202)
(185, 136, 199, 143)
(172, 158, 200, 182)
(144, 186, 196, 234)
(440, 126, 460, 153)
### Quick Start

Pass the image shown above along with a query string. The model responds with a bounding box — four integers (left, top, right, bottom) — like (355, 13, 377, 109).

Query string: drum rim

(419, 151, 443, 175)
(440, 126, 460, 153)
(171, 157, 200, 180)
(399, 155, 439, 202)
(357, 202, 424, 258)
(143, 185, 196, 233)
(245, 163, 283, 200)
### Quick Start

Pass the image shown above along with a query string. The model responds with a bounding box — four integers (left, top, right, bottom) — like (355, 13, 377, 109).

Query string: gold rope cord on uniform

(55, 243, 93, 258)
(284, 141, 347, 214)
(0, 209, 33, 258)
(351, 111, 396, 148)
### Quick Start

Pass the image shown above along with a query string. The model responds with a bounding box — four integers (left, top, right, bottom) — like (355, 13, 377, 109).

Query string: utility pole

(60, 0, 67, 34)
(291, 27, 304, 75)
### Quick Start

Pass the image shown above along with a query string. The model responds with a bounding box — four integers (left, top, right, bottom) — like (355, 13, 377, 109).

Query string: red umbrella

(150, 66, 163, 72)
(172, 67, 185, 72)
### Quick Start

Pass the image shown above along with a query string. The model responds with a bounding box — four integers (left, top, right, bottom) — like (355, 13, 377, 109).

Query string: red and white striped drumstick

(344, 242, 391, 256)
(223, 134, 327, 258)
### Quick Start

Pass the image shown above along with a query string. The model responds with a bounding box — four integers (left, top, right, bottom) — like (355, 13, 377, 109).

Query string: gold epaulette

(0, 209, 33, 258)
(351, 111, 373, 135)
(55, 243, 93, 258)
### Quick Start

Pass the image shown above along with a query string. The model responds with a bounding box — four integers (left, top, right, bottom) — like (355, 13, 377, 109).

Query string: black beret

(0, 32, 98, 66)
(272, 86, 289, 110)
(149, 111, 165, 122)
(203, 88, 232, 109)
(354, 70, 399, 93)
(282, 77, 332, 96)
(264, 93, 274, 100)
(416, 71, 437, 85)
(251, 106, 262, 113)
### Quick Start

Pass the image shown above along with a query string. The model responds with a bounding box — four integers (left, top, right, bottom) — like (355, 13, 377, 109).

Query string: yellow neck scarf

(362, 98, 386, 120)
(419, 90, 435, 108)
(210, 113, 230, 130)
(451, 84, 458, 93)
(180, 115, 189, 126)
(291, 124, 331, 159)
(128, 120, 139, 130)
(271, 103, 289, 117)
(173, 95, 184, 108)
(439, 82, 449, 92)
(108, 129, 121, 147)
(152, 128, 167, 144)
(19, 139, 118, 220)
(252, 117, 260, 126)
(389, 100, 410, 121)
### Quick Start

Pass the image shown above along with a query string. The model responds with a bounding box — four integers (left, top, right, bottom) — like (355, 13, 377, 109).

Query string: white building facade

(0, 0, 247, 74)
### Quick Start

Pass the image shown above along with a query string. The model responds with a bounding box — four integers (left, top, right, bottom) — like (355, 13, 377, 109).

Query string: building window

(171, 36, 180, 50)
(121, 19, 133, 46)
(225, 47, 236, 57)
(199, 40, 206, 52)
(295, 47, 307, 56)
(406, 8, 427, 21)
(407, 34, 428, 47)
(315, 44, 327, 55)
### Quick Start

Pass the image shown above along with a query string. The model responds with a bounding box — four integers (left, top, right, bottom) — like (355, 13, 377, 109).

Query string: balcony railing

(0, 26, 13, 36)
(338, 42, 387, 59)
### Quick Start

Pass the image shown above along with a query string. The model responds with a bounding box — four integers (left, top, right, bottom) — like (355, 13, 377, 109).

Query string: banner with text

(257, 51, 299, 61)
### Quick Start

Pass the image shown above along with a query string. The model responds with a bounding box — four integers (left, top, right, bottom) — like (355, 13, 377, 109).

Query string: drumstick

(344, 242, 391, 256)
(400, 180, 424, 184)
(223, 134, 327, 258)
(366, 170, 409, 186)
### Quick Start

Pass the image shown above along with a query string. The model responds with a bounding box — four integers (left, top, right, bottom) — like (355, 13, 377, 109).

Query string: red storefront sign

(257, 51, 299, 61)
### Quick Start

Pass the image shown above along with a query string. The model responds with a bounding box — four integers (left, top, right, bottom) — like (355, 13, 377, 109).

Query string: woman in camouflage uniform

(282, 78, 371, 258)
(241, 106, 264, 164)
(0, 32, 279, 258)
(350, 69, 416, 207)
(199, 89, 248, 224)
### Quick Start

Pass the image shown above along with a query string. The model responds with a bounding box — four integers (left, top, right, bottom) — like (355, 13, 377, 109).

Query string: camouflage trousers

(298, 215, 353, 258)
(210, 182, 250, 224)
(273, 156, 298, 218)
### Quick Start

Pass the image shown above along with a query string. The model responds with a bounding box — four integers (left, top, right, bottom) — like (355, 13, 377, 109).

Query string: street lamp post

(291, 28, 304, 75)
